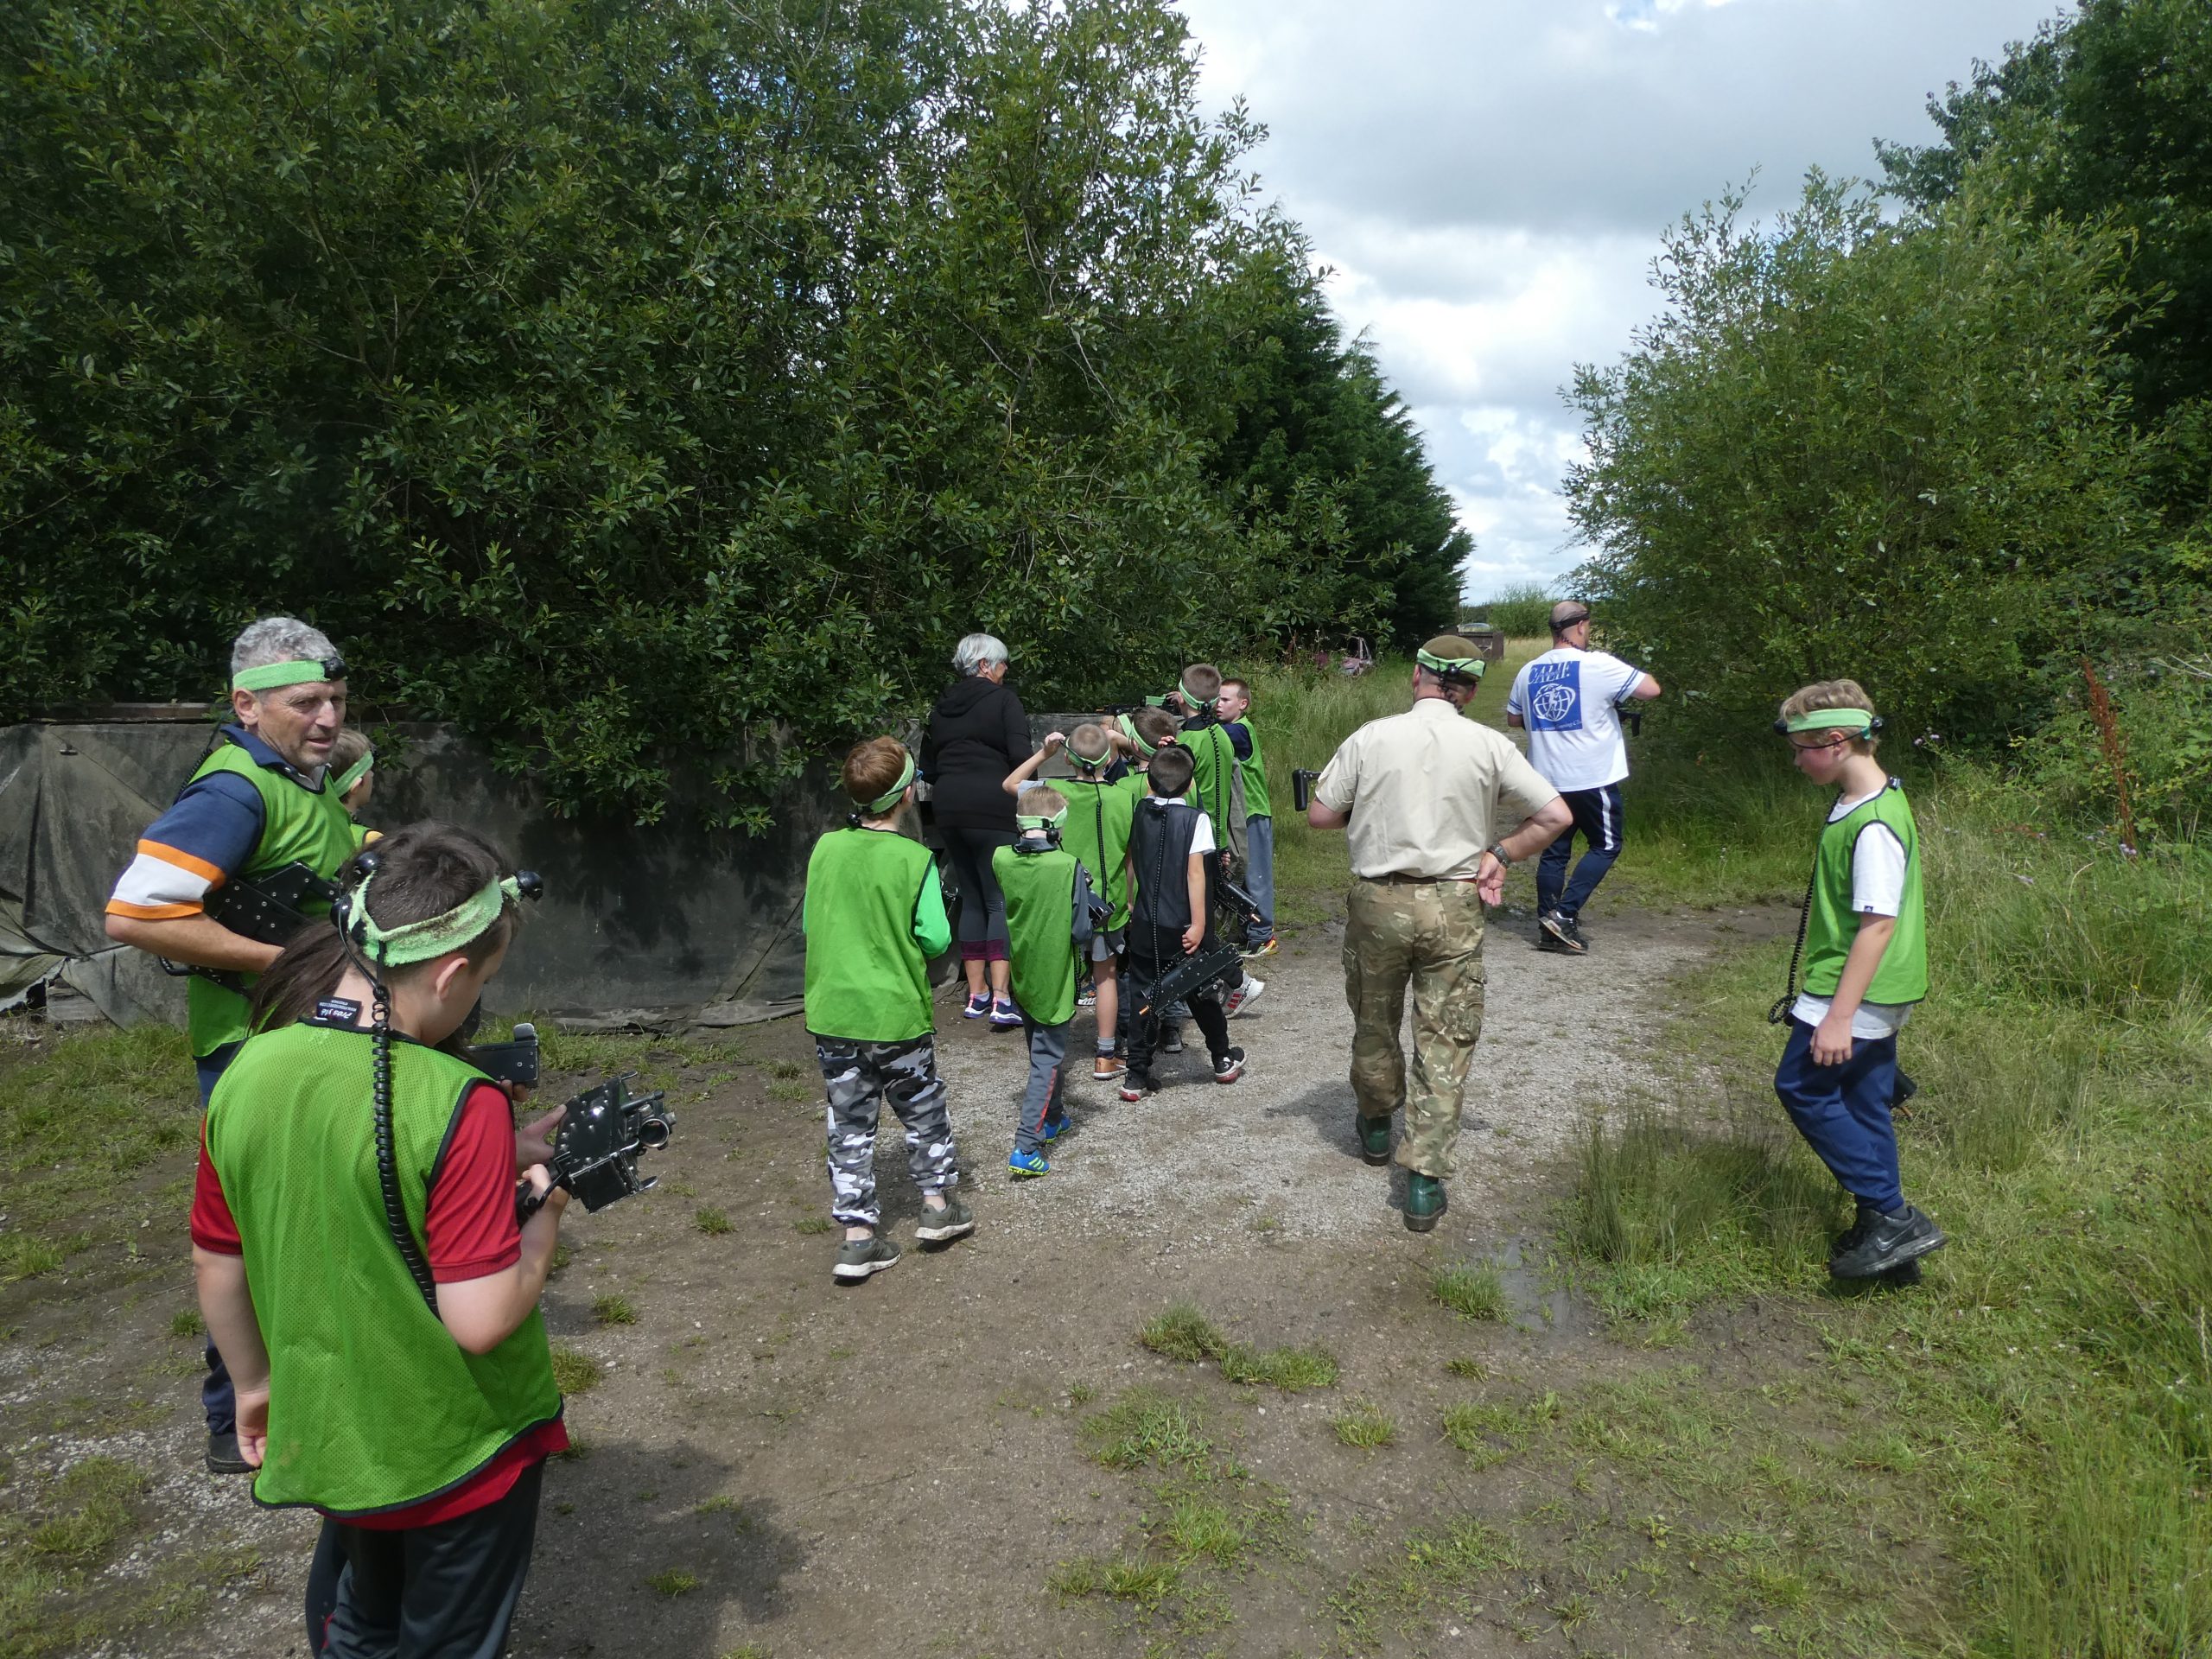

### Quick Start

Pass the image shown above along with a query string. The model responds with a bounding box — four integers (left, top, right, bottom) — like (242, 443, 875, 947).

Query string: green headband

(353, 873, 523, 967)
(1178, 677, 1217, 709)
(1117, 713, 1159, 759)
(233, 657, 346, 693)
(332, 750, 375, 795)
(1067, 737, 1111, 768)
(1416, 647, 1484, 680)
(1015, 809, 1067, 832)
(1784, 709, 1874, 734)
(862, 752, 917, 816)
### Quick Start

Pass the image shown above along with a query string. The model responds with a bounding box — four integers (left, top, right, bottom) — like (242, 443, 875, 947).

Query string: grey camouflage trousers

(812, 1032, 960, 1228)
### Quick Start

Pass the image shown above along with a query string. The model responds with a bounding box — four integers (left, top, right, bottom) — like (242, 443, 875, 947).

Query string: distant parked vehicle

(1340, 635, 1375, 677)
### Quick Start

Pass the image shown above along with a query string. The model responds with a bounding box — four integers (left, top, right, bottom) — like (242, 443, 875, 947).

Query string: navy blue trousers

(1773, 1018, 1903, 1212)
(195, 1039, 243, 1435)
(1535, 783, 1624, 919)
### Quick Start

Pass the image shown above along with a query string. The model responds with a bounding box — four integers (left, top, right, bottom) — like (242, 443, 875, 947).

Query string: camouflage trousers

(812, 1033, 960, 1228)
(1342, 879, 1487, 1179)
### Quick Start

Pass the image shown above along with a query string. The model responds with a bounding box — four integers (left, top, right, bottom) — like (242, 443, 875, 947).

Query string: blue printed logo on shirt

(1527, 661, 1583, 732)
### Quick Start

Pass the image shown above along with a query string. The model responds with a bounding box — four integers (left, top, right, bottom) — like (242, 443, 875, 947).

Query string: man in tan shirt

(1308, 636, 1569, 1230)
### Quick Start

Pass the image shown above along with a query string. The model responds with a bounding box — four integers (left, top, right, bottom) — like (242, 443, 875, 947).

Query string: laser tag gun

(1615, 697, 1644, 740)
(1083, 886, 1115, 931)
(1136, 940, 1243, 1019)
(161, 860, 340, 991)
(1290, 769, 1323, 813)
(1215, 858, 1265, 937)
(469, 1022, 540, 1090)
(514, 1074, 675, 1224)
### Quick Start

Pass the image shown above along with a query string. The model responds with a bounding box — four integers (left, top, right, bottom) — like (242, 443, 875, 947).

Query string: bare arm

(1630, 673, 1662, 701)
(105, 912, 281, 975)
(1001, 731, 1065, 797)
(1306, 798, 1349, 830)
(1476, 796, 1573, 904)
(435, 1181, 569, 1356)
(1505, 712, 1525, 728)
(1182, 852, 1206, 953)
(194, 1248, 271, 1465)
(1810, 915, 1896, 1066)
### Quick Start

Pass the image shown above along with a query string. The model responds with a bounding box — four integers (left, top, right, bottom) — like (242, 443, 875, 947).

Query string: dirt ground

(4, 889, 1860, 1659)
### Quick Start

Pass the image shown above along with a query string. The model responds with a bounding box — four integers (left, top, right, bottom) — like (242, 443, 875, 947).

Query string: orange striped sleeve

(105, 899, 204, 920)
(137, 840, 229, 889)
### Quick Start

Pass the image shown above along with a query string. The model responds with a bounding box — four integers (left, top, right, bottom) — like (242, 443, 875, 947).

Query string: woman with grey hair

(920, 632, 1031, 1027)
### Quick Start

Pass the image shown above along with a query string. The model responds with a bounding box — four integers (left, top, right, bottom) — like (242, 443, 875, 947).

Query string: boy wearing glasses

(1773, 680, 1945, 1281)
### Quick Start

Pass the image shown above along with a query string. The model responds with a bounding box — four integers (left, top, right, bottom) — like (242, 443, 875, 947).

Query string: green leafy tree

(1567, 172, 2150, 746)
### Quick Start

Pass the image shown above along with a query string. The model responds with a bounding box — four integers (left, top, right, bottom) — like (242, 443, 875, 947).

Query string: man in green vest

(105, 614, 359, 1471)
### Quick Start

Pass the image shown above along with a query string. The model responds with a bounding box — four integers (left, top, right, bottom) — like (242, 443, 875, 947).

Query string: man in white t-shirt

(1504, 602, 1662, 953)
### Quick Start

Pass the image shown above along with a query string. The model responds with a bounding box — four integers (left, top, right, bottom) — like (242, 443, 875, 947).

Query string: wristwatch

(1484, 842, 1511, 866)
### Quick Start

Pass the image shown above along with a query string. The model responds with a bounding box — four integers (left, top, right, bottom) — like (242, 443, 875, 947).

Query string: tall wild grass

(1569, 747, 2212, 1654)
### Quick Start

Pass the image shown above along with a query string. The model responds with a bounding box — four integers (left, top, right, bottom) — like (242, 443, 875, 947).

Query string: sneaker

(1829, 1205, 1947, 1280)
(989, 997, 1024, 1030)
(1077, 981, 1096, 1007)
(1212, 1046, 1246, 1084)
(1403, 1173, 1448, 1233)
(1008, 1147, 1052, 1179)
(1161, 1026, 1185, 1054)
(914, 1196, 976, 1244)
(1535, 929, 1575, 954)
(1242, 938, 1278, 959)
(833, 1231, 901, 1281)
(1224, 976, 1266, 1019)
(206, 1430, 251, 1476)
(1119, 1069, 1159, 1103)
(1043, 1113, 1071, 1142)
(962, 992, 990, 1020)
(1091, 1054, 1127, 1081)
(1356, 1116, 1393, 1166)
(1539, 910, 1586, 954)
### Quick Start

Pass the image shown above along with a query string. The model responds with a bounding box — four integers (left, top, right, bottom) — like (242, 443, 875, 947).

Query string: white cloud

(1176, 0, 2064, 592)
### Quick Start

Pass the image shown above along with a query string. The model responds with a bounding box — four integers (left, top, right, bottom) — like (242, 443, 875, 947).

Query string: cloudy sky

(1173, 0, 2064, 602)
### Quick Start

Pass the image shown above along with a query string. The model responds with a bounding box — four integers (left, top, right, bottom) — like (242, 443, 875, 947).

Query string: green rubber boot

(1357, 1116, 1393, 1166)
(1403, 1173, 1448, 1233)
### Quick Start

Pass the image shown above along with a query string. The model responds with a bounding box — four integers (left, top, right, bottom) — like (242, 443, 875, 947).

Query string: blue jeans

(1535, 784, 1624, 919)
(1773, 1019, 1903, 1211)
(1242, 816, 1275, 946)
(196, 1040, 242, 1435)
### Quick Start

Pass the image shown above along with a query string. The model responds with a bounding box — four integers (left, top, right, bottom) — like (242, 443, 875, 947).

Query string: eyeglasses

(1786, 732, 1852, 753)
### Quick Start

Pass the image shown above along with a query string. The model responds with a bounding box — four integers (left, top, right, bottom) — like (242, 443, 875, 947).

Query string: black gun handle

(515, 1179, 550, 1226)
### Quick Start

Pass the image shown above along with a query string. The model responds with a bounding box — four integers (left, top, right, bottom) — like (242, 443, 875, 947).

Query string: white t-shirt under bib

(1791, 787, 1914, 1039)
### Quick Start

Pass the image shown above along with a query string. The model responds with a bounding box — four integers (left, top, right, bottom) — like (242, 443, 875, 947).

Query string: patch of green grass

(1440, 1400, 1528, 1467)
(1430, 1259, 1508, 1322)
(1326, 1516, 1519, 1645)
(1443, 1357, 1491, 1380)
(1080, 1388, 1214, 1472)
(693, 1207, 732, 1236)
(1047, 1552, 1185, 1612)
(1330, 1400, 1397, 1449)
(1217, 1342, 1338, 1392)
(767, 1060, 804, 1081)
(1137, 1302, 1224, 1363)
(791, 1216, 832, 1236)
(646, 1568, 699, 1597)
(550, 1347, 602, 1395)
(28, 1457, 147, 1560)
(168, 1307, 203, 1338)
(590, 1294, 637, 1326)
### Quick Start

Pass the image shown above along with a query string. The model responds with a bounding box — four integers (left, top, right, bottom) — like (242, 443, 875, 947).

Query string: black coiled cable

(366, 951, 440, 1311)
(1767, 856, 1821, 1027)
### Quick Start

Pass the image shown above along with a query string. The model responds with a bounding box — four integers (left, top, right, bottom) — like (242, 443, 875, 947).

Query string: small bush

(1139, 1302, 1225, 1363)
(1431, 1261, 1508, 1322)
(1331, 1400, 1398, 1449)
(1466, 582, 1554, 639)
(550, 1348, 603, 1395)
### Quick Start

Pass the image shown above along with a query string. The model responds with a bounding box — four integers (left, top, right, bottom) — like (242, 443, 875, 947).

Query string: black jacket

(921, 676, 1029, 832)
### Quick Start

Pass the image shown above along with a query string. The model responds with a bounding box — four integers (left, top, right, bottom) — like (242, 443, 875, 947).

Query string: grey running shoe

(1830, 1205, 1946, 1280)
(914, 1195, 976, 1245)
(1539, 910, 1586, 954)
(1162, 1026, 1185, 1054)
(833, 1231, 901, 1282)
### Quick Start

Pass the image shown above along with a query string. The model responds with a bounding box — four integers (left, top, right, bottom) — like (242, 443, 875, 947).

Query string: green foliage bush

(0, 0, 1463, 823)
(1465, 582, 1554, 639)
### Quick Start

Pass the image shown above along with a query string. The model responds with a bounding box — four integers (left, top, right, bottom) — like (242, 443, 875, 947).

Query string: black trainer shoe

(206, 1430, 251, 1476)
(1161, 1026, 1185, 1054)
(1539, 910, 1586, 954)
(1211, 1046, 1246, 1084)
(1830, 1205, 1947, 1280)
(1119, 1069, 1160, 1103)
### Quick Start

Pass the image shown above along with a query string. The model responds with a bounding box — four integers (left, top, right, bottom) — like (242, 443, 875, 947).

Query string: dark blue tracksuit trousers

(1535, 783, 1624, 920)
(1773, 1018, 1903, 1212)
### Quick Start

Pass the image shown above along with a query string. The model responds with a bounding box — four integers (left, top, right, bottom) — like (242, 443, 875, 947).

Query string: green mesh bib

(994, 842, 1079, 1026)
(802, 829, 938, 1042)
(206, 1022, 561, 1516)
(185, 741, 358, 1057)
(1058, 779, 1134, 930)
(1802, 782, 1928, 1006)
(1236, 718, 1272, 819)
